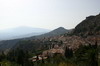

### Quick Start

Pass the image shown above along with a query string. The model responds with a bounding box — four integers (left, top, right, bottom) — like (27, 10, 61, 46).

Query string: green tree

(65, 47, 73, 58)
(75, 42, 98, 66)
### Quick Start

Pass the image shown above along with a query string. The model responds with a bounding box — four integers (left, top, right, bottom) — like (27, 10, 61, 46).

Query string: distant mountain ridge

(29, 27, 70, 39)
(0, 26, 50, 40)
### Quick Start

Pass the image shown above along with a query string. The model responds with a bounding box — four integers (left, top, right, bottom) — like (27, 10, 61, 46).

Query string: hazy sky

(0, 0, 100, 30)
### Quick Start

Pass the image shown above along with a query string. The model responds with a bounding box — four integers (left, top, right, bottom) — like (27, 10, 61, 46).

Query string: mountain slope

(30, 27, 69, 39)
(73, 14, 100, 36)
(0, 39, 21, 53)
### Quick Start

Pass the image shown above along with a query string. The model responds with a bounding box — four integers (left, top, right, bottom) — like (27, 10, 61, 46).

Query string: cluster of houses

(30, 44, 64, 62)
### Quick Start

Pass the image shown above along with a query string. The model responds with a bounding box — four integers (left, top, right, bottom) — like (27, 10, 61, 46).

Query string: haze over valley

(0, 26, 50, 40)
